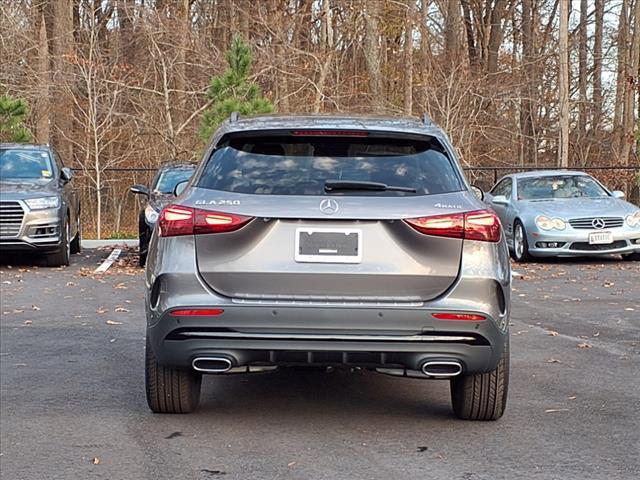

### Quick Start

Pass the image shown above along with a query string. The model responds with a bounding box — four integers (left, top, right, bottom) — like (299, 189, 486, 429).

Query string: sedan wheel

(512, 221, 532, 262)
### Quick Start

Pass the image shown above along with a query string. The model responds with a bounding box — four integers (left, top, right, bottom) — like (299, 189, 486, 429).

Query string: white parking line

(94, 248, 122, 274)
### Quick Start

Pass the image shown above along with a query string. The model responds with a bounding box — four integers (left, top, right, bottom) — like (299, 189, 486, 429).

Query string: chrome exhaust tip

(421, 361, 462, 378)
(192, 357, 233, 373)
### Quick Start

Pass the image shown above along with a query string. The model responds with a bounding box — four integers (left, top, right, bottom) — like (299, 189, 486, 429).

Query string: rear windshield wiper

(324, 180, 416, 193)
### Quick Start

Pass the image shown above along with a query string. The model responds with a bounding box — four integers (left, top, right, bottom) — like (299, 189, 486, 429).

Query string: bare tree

(620, 0, 640, 165)
(592, 0, 604, 131)
(403, 0, 414, 115)
(558, 0, 569, 168)
(363, 0, 383, 112)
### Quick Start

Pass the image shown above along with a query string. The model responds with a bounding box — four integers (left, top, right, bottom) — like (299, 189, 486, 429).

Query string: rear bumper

(145, 235, 512, 375)
(147, 305, 507, 374)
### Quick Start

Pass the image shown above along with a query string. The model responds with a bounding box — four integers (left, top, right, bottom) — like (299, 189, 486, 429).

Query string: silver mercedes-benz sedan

(485, 171, 640, 262)
(144, 114, 511, 420)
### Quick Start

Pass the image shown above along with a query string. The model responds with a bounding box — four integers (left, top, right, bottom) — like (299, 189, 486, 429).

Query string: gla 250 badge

(195, 199, 241, 206)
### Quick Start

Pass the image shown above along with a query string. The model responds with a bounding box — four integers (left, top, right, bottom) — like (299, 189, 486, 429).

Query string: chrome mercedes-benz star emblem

(592, 218, 606, 229)
(319, 198, 339, 215)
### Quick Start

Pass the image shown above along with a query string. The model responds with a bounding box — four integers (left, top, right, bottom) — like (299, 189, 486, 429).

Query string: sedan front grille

(0, 201, 25, 238)
(569, 217, 624, 229)
(569, 240, 627, 251)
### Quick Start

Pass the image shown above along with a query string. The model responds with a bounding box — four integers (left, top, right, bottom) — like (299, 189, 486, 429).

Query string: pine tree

(0, 95, 33, 143)
(199, 37, 274, 141)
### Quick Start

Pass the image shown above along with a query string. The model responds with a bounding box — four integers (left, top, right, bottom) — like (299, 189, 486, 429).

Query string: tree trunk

(520, 0, 535, 165)
(486, 0, 508, 74)
(558, 0, 569, 168)
(363, 0, 383, 112)
(592, 0, 603, 131)
(620, 0, 640, 166)
(461, 0, 477, 67)
(445, 0, 461, 62)
(175, 0, 190, 127)
(51, 0, 74, 162)
(403, 0, 414, 116)
(578, 0, 588, 137)
(35, 12, 50, 144)
(614, 0, 629, 137)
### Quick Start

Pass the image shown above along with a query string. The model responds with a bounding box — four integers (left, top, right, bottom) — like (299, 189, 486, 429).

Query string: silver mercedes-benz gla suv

(144, 114, 511, 420)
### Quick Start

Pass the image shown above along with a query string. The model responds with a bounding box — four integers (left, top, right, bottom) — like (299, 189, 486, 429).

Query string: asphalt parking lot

(0, 248, 638, 480)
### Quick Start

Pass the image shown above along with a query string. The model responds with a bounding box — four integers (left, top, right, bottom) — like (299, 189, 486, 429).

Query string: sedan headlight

(626, 211, 640, 227)
(145, 204, 159, 224)
(24, 196, 60, 210)
(535, 216, 566, 231)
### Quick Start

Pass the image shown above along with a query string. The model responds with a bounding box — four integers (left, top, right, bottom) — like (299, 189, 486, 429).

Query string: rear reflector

(291, 130, 369, 137)
(432, 313, 486, 321)
(405, 209, 501, 242)
(170, 309, 224, 317)
(159, 204, 253, 237)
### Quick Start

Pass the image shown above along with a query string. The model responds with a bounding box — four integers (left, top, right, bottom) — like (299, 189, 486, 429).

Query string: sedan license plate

(588, 231, 613, 245)
(295, 228, 362, 263)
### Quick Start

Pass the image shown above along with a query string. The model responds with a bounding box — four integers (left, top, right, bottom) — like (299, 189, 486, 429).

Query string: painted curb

(81, 239, 139, 248)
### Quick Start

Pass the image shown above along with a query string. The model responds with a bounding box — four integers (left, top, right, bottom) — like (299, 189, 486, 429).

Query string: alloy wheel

(514, 224, 524, 259)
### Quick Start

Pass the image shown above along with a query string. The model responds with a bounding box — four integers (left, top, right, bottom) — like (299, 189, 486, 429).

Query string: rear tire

(511, 220, 532, 262)
(145, 337, 201, 413)
(450, 335, 509, 421)
(45, 217, 70, 267)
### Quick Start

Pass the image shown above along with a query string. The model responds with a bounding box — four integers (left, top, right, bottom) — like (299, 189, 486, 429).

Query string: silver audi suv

(144, 114, 511, 420)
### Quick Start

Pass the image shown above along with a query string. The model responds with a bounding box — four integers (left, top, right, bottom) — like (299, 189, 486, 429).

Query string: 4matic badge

(434, 202, 462, 209)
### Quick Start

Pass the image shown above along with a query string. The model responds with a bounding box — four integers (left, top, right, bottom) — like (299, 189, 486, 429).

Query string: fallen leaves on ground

(577, 342, 593, 349)
(106, 320, 123, 325)
(545, 408, 570, 413)
(114, 307, 129, 313)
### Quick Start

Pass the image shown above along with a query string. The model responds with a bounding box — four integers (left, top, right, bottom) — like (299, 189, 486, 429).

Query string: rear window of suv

(197, 134, 464, 196)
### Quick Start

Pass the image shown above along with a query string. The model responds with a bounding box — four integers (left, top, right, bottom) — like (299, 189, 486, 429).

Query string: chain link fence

(73, 165, 640, 239)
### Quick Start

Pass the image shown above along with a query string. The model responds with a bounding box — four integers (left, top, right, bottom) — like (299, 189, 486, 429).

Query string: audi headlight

(626, 211, 640, 227)
(145, 204, 159, 224)
(24, 196, 60, 210)
(535, 216, 566, 231)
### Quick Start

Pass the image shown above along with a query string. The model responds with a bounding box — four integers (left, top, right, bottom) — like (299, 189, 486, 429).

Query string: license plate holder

(295, 228, 362, 263)
(588, 231, 613, 245)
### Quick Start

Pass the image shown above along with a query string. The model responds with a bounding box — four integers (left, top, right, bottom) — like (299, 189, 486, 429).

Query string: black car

(0, 143, 81, 266)
(130, 163, 195, 266)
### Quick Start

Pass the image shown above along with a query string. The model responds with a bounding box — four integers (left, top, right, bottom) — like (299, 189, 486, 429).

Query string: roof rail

(422, 112, 433, 125)
(230, 111, 240, 122)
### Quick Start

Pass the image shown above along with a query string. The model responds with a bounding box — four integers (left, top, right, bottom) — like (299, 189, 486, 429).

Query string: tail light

(432, 312, 486, 321)
(170, 308, 224, 317)
(405, 209, 501, 242)
(158, 204, 253, 237)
